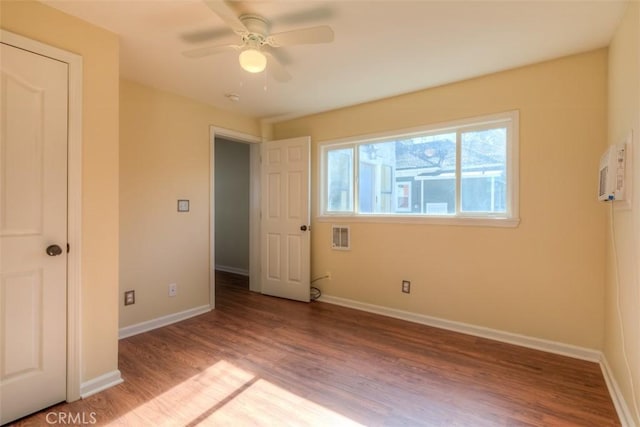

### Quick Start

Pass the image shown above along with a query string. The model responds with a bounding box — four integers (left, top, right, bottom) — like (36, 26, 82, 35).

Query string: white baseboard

(118, 305, 211, 339)
(318, 294, 600, 362)
(601, 355, 637, 427)
(80, 370, 123, 399)
(215, 265, 249, 276)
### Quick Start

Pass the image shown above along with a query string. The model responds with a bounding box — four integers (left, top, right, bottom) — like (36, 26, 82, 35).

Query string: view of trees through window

(325, 126, 508, 216)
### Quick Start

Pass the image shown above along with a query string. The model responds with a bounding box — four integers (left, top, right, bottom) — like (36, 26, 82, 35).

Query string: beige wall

(273, 50, 608, 349)
(606, 2, 640, 424)
(1, 1, 120, 381)
(119, 80, 259, 328)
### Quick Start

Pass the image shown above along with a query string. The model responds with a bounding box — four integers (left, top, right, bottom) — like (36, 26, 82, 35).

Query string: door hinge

(67, 243, 70, 253)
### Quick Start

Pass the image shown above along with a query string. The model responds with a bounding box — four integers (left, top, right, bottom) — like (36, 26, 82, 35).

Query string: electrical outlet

(168, 283, 177, 297)
(124, 290, 135, 306)
(402, 280, 411, 294)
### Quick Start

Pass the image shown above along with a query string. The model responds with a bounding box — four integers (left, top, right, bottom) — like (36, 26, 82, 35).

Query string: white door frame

(209, 127, 262, 307)
(1, 30, 83, 402)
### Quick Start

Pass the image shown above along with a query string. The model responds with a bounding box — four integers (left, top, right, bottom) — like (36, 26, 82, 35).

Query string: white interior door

(1, 43, 68, 424)
(260, 137, 310, 302)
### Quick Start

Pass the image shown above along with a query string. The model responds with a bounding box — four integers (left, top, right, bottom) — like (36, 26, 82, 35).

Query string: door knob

(46, 244, 63, 256)
(300, 225, 308, 231)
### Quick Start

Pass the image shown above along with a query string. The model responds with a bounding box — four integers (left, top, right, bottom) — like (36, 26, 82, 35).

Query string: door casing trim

(1, 30, 83, 402)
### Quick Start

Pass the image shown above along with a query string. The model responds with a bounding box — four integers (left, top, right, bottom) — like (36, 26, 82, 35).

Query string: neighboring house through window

(319, 110, 519, 227)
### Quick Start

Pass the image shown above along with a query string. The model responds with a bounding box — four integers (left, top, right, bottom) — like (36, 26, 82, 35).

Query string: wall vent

(332, 225, 350, 250)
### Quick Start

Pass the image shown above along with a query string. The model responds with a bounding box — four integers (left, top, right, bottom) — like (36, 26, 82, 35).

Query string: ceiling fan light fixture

(239, 48, 267, 73)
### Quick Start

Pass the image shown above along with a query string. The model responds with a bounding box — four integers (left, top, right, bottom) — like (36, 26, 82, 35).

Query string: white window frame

(318, 110, 520, 227)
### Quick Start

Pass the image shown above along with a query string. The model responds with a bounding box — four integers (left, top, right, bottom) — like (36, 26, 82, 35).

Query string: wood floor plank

(9, 271, 619, 426)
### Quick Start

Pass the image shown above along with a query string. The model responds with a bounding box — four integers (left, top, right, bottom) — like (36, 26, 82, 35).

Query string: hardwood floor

(215, 270, 250, 289)
(11, 272, 619, 426)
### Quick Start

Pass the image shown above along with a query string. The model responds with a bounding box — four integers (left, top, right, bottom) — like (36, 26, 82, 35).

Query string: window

(319, 111, 519, 226)
(326, 148, 354, 212)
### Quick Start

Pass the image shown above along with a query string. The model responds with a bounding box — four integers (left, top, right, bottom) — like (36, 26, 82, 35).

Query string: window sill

(316, 214, 520, 228)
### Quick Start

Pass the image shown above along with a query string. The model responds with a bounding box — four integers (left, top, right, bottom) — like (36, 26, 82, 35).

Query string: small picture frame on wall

(177, 199, 190, 212)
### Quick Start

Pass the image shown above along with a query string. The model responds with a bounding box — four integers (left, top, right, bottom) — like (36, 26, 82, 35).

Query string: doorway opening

(209, 127, 261, 308)
(214, 138, 250, 289)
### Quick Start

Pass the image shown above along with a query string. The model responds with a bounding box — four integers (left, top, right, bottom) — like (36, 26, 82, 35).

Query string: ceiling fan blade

(266, 26, 334, 47)
(202, 0, 248, 35)
(264, 52, 292, 82)
(182, 44, 239, 58)
(180, 27, 234, 44)
(274, 6, 334, 26)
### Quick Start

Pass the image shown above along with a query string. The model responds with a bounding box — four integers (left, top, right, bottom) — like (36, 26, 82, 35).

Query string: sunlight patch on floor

(198, 378, 362, 425)
(109, 360, 362, 426)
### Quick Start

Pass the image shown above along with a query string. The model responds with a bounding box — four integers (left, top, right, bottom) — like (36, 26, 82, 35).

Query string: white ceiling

(44, 0, 629, 122)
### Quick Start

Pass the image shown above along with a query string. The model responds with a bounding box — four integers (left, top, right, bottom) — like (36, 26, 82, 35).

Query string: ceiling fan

(182, 0, 335, 82)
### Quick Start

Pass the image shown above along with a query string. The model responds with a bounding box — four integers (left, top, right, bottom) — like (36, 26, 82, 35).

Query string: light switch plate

(177, 199, 189, 212)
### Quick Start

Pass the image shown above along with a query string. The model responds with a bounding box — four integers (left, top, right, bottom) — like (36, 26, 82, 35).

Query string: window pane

(397, 133, 456, 215)
(461, 128, 507, 213)
(358, 143, 396, 214)
(422, 178, 456, 214)
(359, 163, 376, 213)
(357, 134, 456, 214)
(327, 148, 354, 212)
